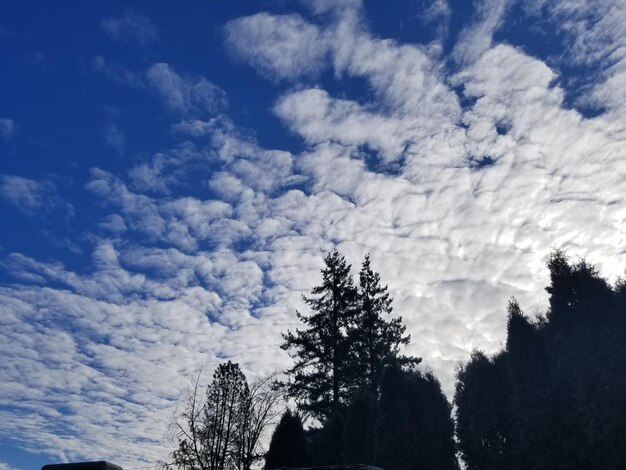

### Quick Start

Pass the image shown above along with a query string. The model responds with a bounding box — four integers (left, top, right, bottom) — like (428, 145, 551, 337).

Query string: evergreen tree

(264, 409, 308, 469)
(320, 410, 346, 465)
(456, 251, 626, 470)
(306, 427, 327, 466)
(544, 252, 624, 469)
(342, 390, 377, 464)
(455, 351, 512, 470)
(505, 300, 554, 470)
(374, 364, 414, 470)
(305, 411, 347, 466)
(372, 365, 456, 470)
(406, 370, 458, 470)
(281, 249, 359, 421)
(351, 255, 419, 392)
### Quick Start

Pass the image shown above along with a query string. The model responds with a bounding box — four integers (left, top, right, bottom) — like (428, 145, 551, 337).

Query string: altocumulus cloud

(0, 175, 74, 218)
(0, 463, 19, 470)
(0, 118, 16, 140)
(2, 0, 626, 468)
(99, 8, 158, 47)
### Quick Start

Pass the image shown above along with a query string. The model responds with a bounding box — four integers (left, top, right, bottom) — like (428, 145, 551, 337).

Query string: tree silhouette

(169, 361, 248, 470)
(281, 249, 359, 421)
(264, 409, 308, 469)
(320, 409, 346, 465)
(232, 374, 284, 470)
(374, 364, 414, 470)
(352, 255, 419, 392)
(168, 362, 282, 470)
(455, 350, 511, 470)
(455, 250, 626, 470)
(406, 370, 458, 470)
(374, 364, 458, 470)
(342, 390, 377, 464)
(280, 251, 421, 422)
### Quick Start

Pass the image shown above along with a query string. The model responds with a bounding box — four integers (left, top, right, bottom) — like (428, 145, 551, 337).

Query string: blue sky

(2, 0, 626, 468)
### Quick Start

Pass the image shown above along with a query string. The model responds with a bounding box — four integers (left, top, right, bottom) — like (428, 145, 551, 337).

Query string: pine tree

(281, 249, 359, 421)
(351, 255, 419, 391)
(264, 409, 308, 469)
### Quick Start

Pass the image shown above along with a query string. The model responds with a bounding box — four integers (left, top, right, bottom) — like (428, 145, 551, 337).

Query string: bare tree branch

(166, 363, 284, 470)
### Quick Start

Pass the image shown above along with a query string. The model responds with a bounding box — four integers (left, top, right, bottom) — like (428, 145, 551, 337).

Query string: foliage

(280, 250, 419, 421)
(300, 364, 458, 470)
(455, 250, 626, 470)
(232, 374, 284, 470)
(280, 249, 359, 421)
(167, 362, 282, 470)
(455, 351, 511, 470)
(352, 255, 420, 391)
(264, 409, 309, 469)
(342, 390, 377, 464)
(374, 364, 458, 470)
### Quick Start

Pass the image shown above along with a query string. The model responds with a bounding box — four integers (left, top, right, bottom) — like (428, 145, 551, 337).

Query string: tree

(264, 409, 309, 469)
(455, 351, 512, 470)
(374, 364, 458, 470)
(281, 249, 359, 421)
(455, 251, 626, 470)
(352, 254, 419, 391)
(505, 300, 554, 470)
(406, 370, 458, 470)
(320, 409, 346, 465)
(167, 362, 282, 470)
(232, 374, 284, 470)
(342, 390, 377, 464)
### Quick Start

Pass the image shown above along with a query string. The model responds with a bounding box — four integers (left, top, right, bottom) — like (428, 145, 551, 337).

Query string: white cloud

(98, 214, 127, 234)
(102, 124, 126, 156)
(0, 118, 15, 140)
(452, 0, 511, 66)
(417, 0, 452, 41)
(0, 175, 47, 213)
(522, 0, 626, 116)
(302, 0, 363, 16)
(147, 63, 228, 116)
(99, 9, 158, 47)
(172, 119, 217, 137)
(0, 175, 73, 218)
(224, 13, 329, 81)
(91, 56, 145, 88)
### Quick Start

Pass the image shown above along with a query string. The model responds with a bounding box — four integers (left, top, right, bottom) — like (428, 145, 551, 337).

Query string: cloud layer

(99, 9, 158, 47)
(2, 1, 626, 468)
(0, 176, 73, 218)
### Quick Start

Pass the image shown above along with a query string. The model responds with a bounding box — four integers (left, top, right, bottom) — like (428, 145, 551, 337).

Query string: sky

(1, 0, 626, 468)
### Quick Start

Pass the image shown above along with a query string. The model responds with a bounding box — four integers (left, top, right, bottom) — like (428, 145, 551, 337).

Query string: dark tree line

(270, 250, 458, 470)
(455, 250, 626, 470)
(266, 365, 458, 470)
